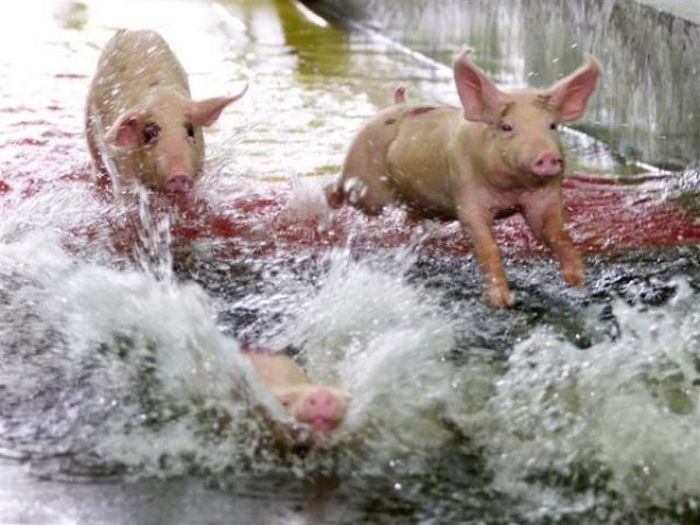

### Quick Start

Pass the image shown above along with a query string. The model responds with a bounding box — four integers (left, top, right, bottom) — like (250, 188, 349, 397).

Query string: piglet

(86, 30, 246, 193)
(328, 49, 601, 307)
(244, 351, 349, 435)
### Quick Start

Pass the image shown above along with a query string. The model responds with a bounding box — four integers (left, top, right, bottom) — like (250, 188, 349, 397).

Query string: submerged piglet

(86, 30, 246, 192)
(328, 49, 601, 307)
(244, 351, 349, 435)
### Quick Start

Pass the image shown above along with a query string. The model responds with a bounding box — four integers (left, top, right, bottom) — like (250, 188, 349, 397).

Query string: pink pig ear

(545, 54, 601, 121)
(105, 110, 143, 147)
(453, 49, 506, 123)
(191, 84, 248, 127)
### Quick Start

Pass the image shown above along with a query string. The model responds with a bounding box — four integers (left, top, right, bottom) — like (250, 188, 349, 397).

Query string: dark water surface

(1, 1, 700, 524)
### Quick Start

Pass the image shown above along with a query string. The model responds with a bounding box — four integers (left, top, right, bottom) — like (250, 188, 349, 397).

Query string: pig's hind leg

(330, 110, 405, 215)
(338, 143, 395, 215)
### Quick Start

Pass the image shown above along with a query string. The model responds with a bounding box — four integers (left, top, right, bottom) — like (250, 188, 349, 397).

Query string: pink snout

(531, 150, 563, 177)
(301, 388, 343, 433)
(164, 174, 193, 193)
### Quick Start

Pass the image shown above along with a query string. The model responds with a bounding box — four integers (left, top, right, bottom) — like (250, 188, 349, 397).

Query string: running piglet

(328, 49, 601, 307)
(86, 29, 246, 193)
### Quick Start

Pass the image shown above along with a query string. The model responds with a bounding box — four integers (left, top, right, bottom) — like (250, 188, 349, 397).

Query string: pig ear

(105, 110, 143, 147)
(453, 49, 506, 123)
(545, 54, 601, 122)
(191, 84, 248, 127)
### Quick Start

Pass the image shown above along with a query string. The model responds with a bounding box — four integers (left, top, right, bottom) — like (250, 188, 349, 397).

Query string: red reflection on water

(0, 1, 697, 262)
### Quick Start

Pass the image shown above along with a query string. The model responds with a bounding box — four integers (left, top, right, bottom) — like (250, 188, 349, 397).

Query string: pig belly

(386, 108, 460, 219)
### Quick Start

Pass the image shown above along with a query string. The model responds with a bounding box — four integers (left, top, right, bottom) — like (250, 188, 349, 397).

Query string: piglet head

(105, 85, 247, 192)
(274, 384, 350, 435)
(454, 50, 600, 183)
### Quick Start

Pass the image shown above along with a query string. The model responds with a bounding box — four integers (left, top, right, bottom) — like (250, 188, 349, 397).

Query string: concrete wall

(305, 0, 700, 169)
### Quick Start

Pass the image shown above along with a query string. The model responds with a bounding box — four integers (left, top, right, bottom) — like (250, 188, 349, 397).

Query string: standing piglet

(86, 30, 246, 192)
(328, 49, 601, 307)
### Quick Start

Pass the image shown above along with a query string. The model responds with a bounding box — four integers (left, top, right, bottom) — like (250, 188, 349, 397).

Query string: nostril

(531, 151, 562, 176)
(323, 394, 336, 408)
(304, 389, 338, 416)
(164, 174, 193, 193)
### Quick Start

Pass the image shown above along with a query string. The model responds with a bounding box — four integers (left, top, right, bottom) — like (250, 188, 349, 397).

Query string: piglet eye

(500, 123, 513, 133)
(549, 122, 558, 131)
(143, 122, 160, 144)
(185, 122, 195, 139)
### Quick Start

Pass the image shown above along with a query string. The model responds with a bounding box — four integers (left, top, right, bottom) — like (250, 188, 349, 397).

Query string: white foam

(0, 186, 286, 474)
(450, 281, 700, 511)
(282, 176, 331, 222)
(273, 251, 456, 457)
(1, 172, 699, 512)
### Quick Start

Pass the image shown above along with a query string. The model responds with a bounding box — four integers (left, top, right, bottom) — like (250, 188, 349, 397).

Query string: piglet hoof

(324, 183, 344, 209)
(483, 283, 515, 308)
(561, 257, 585, 286)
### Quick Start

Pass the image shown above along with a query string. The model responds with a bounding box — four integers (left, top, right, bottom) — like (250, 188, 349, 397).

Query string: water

(1, 0, 700, 523)
(638, 0, 700, 23)
(308, 0, 700, 170)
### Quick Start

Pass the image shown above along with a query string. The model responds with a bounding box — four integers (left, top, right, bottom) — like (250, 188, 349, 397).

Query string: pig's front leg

(523, 191, 584, 286)
(457, 201, 514, 308)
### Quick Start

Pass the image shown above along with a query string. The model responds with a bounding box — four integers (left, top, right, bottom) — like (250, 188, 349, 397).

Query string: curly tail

(394, 86, 406, 104)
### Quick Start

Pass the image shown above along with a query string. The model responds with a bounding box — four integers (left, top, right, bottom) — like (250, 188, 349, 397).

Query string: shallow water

(1, 1, 700, 524)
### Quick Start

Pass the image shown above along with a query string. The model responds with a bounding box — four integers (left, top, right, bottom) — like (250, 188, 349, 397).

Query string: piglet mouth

(531, 171, 562, 180)
(163, 174, 194, 193)
(306, 417, 340, 434)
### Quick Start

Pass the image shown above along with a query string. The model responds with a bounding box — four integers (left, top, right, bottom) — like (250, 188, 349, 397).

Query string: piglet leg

(459, 206, 514, 308)
(525, 199, 585, 286)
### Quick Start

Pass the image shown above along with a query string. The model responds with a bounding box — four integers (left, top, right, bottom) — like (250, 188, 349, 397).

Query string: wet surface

(307, 0, 700, 170)
(1, 1, 700, 524)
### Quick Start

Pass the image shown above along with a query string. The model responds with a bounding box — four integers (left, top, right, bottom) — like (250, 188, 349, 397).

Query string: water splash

(449, 280, 700, 518)
(0, 227, 292, 477)
(271, 250, 456, 456)
(132, 187, 174, 281)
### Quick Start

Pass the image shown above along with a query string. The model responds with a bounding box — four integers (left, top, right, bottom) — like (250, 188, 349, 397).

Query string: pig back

(386, 107, 461, 218)
(88, 30, 191, 125)
(244, 353, 310, 390)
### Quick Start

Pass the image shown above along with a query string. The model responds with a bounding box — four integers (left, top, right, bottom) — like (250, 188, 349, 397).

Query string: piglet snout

(531, 150, 563, 177)
(301, 388, 343, 433)
(164, 174, 193, 193)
